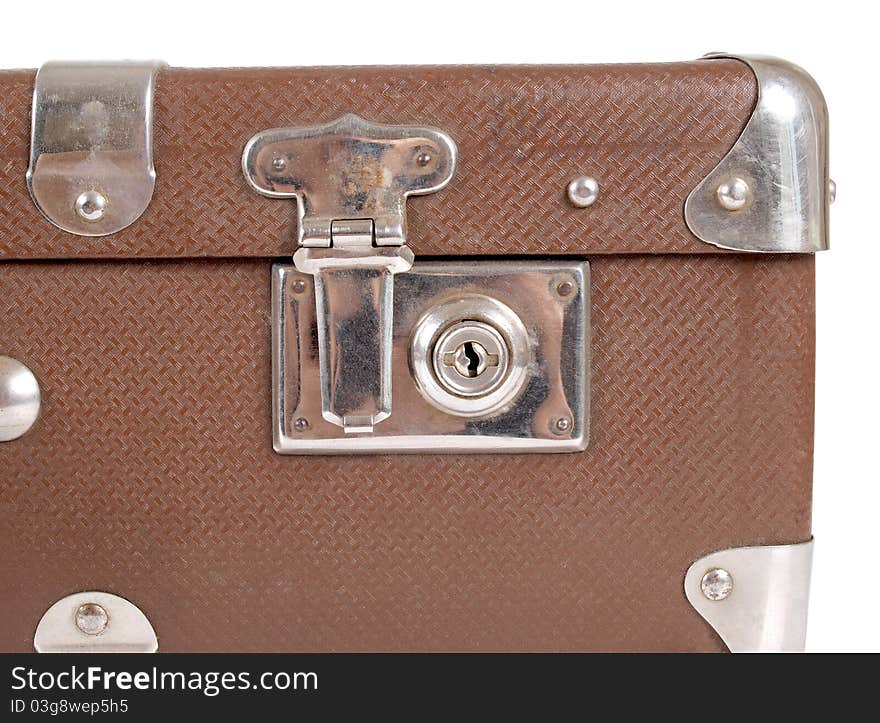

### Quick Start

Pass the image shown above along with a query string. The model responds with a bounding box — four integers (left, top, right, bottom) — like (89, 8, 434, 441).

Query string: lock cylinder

(433, 320, 509, 398)
(410, 295, 530, 418)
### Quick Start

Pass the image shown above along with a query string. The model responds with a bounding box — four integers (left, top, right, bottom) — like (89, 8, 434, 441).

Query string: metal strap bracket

(27, 60, 165, 236)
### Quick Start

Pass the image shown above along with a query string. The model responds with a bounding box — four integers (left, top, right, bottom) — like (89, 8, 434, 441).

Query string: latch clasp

(242, 114, 456, 432)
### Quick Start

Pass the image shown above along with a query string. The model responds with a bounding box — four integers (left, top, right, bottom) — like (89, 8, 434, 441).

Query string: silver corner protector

(34, 591, 158, 653)
(27, 60, 166, 237)
(685, 54, 830, 253)
(684, 539, 814, 653)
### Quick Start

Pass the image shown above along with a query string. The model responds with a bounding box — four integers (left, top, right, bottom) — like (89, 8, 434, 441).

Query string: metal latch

(27, 61, 165, 236)
(243, 114, 457, 432)
(271, 260, 589, 455)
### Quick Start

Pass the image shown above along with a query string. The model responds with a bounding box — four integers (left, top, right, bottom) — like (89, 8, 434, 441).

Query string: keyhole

(444, 339, 499, 379)
(461, 342, 481, 377)
(428, 318, 513, 401)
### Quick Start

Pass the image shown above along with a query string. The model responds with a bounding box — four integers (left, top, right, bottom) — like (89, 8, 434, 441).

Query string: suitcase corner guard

(684, 54, 831, 254)
(684, 539, 814, 653)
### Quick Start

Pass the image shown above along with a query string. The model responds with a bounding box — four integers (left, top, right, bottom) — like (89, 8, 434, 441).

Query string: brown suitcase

(0, 55, 829, 652)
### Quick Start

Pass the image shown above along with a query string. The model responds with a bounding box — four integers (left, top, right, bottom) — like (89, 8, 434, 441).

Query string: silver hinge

(27, 61, 165, 236)
(243, 114, 456, 433)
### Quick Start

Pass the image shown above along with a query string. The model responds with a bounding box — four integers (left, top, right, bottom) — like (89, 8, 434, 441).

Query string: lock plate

(273, 260, 590, 454)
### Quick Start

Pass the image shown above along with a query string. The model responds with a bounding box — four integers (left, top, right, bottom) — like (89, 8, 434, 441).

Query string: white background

(2, 1, 876, 652)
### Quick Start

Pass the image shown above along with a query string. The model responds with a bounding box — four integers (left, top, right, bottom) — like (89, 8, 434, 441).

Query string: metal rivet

(567, 176, 599, 208)
(74, 190, 107, 222)
(715, 177, 751, 212)
(701, 568, 733, 601)
(272, 157, 286, 172)
(829, 179, 837, 204)
(293, 417, 310, 432)
(416, 152, 432, 167)
(75, 603, 109, 636)
(0, 356, 41, 442)
(291, 279, 307, 294)
(552, 417, 571, 434)
(556, 280, 574, 297)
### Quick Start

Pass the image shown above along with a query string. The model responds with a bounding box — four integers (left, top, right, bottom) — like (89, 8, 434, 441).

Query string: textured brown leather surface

(0, 254, 814, 652)
(0, 61, 756, 260)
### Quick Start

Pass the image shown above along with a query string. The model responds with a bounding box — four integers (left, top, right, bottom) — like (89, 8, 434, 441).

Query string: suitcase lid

(0, 58, 829, 261)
